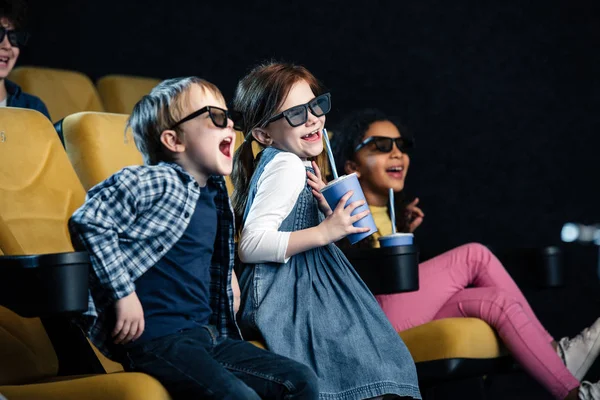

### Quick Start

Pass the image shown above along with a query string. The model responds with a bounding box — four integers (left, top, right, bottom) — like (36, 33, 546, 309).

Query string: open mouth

(219, 136, 233, 158)
(301, 129, 321, 142)
(0, 56, 9, 67)
(386, 166, 404, 178)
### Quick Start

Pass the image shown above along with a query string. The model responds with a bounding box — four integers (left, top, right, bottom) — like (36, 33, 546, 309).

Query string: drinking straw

(389, 188, 397, 234)
(322, 128, 338, 180)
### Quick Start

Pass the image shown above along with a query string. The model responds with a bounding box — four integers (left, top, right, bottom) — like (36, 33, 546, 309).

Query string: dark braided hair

(331, 108, 412, 249)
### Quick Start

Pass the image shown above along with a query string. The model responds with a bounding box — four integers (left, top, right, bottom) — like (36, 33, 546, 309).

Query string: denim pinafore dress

(238, 147, 421, 400)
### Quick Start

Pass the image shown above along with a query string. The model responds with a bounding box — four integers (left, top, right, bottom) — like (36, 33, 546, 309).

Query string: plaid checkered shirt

(69, 162, 241, 357)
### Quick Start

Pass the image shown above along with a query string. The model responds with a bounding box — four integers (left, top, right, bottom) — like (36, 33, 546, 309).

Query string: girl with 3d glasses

(330, 108, 600, 400)
(231, 63, 421, 400)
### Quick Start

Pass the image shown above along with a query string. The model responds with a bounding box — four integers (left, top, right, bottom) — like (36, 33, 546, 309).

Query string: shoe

(579, 380, 600, 400)
(558, 318, 600, 380)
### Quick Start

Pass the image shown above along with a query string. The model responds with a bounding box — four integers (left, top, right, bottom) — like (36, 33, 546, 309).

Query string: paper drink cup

(320, 173, 377, 245)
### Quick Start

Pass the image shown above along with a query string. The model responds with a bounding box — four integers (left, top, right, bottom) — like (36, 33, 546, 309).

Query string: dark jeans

(123, 325, 319, 400)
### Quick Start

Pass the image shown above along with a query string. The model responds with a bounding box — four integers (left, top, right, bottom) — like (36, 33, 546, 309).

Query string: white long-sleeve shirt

(238, 152, 313, 264)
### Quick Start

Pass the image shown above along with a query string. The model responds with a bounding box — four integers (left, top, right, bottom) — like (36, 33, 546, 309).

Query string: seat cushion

(89, 339, 124, 373)
(249, 319, 502, 363)
(0, 307, 58, 385)
(248, 340, 266, 349)
(0, 372, 171, 400)
(399, 318, 503, 362)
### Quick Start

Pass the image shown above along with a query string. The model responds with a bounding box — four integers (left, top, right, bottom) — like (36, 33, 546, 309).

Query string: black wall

(17, 0, 600, 390)
(22, 1, 600, 265)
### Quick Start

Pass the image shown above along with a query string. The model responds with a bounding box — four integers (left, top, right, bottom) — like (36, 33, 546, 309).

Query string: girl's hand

(113, 291, 145, 345)
(406, 197, 425, 233)
(320, 190, 371, 243)
(307, 161, 332, 216)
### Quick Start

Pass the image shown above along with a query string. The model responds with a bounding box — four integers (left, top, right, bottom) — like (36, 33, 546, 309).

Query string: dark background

(19, 0, 600, 397)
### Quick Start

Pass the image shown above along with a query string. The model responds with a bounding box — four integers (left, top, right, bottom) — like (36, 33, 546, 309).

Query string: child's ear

(252, 128, 273, 147)
(345, 160, 360, 178)
(160, 129, 186, 153)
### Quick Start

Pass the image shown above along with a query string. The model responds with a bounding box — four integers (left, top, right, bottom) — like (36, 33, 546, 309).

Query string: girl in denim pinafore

(232, 62, 420, 400)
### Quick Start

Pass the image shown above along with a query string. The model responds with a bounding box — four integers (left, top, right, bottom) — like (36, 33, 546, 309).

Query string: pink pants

(376, 243, 579, 399)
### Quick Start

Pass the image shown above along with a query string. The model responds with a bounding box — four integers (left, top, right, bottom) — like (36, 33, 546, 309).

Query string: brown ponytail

(231, 137, 259, 236)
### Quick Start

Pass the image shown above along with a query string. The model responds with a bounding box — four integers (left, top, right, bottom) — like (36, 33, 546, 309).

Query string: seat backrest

(0, 108, 86, 384)
(62, 112, 144, 191)
(9, 67, 104, 122)
(96, 74, 161, 115)
(0, 108, 86, 254)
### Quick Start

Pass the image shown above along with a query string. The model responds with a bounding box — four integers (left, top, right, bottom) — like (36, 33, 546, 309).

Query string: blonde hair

(127, 77, 225, 165)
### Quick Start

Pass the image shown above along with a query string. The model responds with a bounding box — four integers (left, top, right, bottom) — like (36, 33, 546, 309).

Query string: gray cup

(320, 173, 377, 245)
(378, 233, 414, 247)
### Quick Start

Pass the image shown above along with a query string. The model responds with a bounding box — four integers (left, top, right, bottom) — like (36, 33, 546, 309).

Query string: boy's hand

(307, 161, 332, 216)
(113, 291, 145, 345)
(406, 197, 425, 233)
(319, 191, 371, 243)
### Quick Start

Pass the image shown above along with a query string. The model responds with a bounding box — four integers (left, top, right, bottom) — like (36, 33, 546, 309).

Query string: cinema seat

(398, 318, 513, 389)
(0, 107, 171, 400)
(9, 67, 104, 122)
(96, 75, 161, 114)
(61, 112, 143, 190)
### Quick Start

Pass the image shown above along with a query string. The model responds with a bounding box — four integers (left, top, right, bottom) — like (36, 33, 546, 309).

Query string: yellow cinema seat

(96, 75, 161, 115)
(398, 318, 512, 396)
(399, 317, 504, 361)
(9, 67, 104, 122)
(0, 107, 171, 400)
(61, 112, 143, 191)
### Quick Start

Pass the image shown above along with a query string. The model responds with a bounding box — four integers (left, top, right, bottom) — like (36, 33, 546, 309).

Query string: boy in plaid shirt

(69, 77, 318, 400)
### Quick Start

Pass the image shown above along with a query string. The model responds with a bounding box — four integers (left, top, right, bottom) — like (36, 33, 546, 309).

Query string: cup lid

(320, 173, 358, 192)
(379, 233, 414, 240)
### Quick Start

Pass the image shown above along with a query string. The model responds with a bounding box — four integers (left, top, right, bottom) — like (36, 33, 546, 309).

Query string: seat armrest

(343, 245, 420, 295)
(0, 251, 90, 317)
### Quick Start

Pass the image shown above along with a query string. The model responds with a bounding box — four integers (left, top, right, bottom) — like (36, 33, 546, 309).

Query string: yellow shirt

(370, 205, 394, 248)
